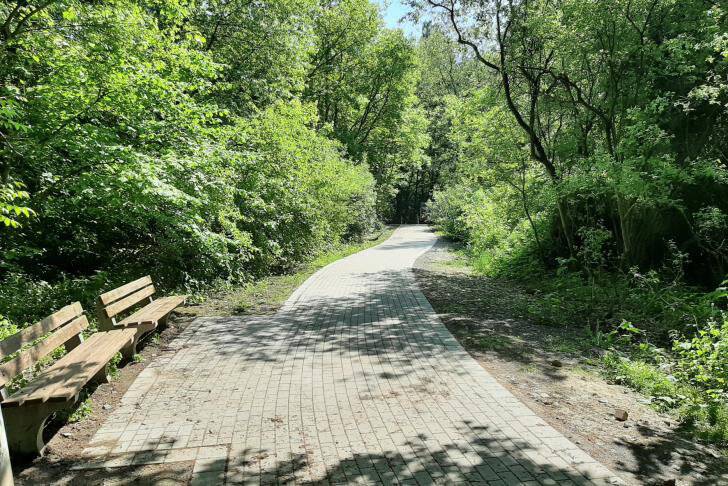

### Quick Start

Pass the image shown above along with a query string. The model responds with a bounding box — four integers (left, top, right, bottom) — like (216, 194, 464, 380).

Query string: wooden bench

(0, 303, 136, 458)
(96, 276, 185, 358)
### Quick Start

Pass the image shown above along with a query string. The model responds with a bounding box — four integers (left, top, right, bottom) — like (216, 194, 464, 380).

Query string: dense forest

(0, 0, 424, 320)
(1, 0, 727, 447)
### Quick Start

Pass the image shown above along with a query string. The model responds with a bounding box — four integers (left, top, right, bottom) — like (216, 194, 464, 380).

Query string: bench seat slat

(2, 328, 135, 407)
(117, 296, 186, 327)
(1, 332, 107, 407)
(23, 333, 114, 406)
(44, 329, 135, 403)
(0, 316, 88, 388)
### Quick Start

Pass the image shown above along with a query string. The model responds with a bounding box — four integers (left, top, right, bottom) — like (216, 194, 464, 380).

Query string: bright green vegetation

(417, 1, 728, 447)
(0, 1, 425, 329)
(62, 392, 94, 424)
(604, 353, 728, 446)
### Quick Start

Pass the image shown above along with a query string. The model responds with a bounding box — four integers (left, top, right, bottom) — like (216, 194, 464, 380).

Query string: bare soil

(413, 238, 728, 486)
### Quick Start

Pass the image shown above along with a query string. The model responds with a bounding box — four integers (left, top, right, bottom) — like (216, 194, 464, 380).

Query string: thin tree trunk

(522, 191, 545, 262)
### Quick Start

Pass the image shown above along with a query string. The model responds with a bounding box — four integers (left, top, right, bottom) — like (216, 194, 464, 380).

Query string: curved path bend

(82, 225, 620, 485)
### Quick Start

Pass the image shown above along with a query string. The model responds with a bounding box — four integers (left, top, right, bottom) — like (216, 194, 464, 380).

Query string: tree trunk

(556, 197, 574, 256)
(521, 191, 545, 262)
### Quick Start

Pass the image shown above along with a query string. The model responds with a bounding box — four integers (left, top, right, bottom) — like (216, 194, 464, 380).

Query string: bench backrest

(97, 276, 156, 327)
(0, 302, 88, 392)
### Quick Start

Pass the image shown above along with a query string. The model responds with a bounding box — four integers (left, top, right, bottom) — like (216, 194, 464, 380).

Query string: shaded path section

(81, 225, 621, 484)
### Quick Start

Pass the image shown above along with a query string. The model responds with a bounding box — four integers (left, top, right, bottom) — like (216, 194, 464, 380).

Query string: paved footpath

(81, 225, 621, 485)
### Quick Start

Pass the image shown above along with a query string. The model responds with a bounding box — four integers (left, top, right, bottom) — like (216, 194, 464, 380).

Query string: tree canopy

(0, 0, 425, 316)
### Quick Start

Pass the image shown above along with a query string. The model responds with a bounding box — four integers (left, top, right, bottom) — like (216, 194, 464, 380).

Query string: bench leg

(2, 401, 68, 459)
(91, 364, 110, 385)
(120, 322, 156, 362)
(121, 337, 137, 362)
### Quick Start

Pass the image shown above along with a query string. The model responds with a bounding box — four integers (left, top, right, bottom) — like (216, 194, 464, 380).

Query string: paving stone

(78, 226, 618, 485)
(191, 470, 226, 486)
(165, 447, 198, 463)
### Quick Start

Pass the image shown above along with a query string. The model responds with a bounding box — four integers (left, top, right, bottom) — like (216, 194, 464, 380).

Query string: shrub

(674, 314, 728, 403)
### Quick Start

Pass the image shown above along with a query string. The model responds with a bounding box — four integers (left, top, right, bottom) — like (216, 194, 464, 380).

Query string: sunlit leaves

(0, 0, 379, 291)
(0, 182, 35, 228)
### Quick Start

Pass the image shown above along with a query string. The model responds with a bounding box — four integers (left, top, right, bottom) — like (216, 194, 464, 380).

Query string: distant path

(81, 225, 620, 484)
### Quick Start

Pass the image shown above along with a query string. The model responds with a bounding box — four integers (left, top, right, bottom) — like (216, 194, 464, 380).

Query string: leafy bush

(604, 351, 728, 447)
(674, 314, 728, 403)
(0, 315, 19, 342)
(0, 272, 113, 326)
(0, 182, 34, 229)
(1, 0, 398, 334)
(426, 186, 471, 241)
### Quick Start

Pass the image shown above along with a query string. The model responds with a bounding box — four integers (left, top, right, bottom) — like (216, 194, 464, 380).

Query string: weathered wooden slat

(1, 328, 132, 407)
(33, 335, 115, 404)
(103, 285, 155, 319)
(98, 276, 152, 306)
(46, 329, 134, 403)
(0, 303, 83, 359)
(118, 296, 186, 326)
(0, 316, 88, 388)
(2, 333, 102, 407)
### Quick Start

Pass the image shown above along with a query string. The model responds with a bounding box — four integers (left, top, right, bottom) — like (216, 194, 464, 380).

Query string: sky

(375, 0, 420, 37)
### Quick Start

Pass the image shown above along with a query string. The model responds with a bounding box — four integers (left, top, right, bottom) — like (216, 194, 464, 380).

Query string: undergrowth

(465, 241, 728, 449)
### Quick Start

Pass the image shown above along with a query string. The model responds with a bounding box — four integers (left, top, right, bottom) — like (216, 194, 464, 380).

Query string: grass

(603, 353, 728, 447)
(440, 248, 471, 270)
(603, 354, 682, 401)
(234, 228, 396, 313)
(2, 228, 397, 431)
(542, 334, 588, 354)
(66, 396, 94, 423)
(460, 333, 530, 359)
(473, 334, 511, 351)
(519, 363, 538, 373)
(56, 391, 94, 423)
(108, 352, 123, 379)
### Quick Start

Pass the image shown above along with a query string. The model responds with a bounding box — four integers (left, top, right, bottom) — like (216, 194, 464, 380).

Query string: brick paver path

(81, 225, 621, 485)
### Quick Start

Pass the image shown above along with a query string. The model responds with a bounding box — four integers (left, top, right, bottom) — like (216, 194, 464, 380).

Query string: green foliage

(0, 0, 400, 328)
(305, 1, 425, 218)
(0, 271, 115, 326)
(603, 354, 683, 407)
(674, 300, 728, 403)
(418, 0, 728, 445)
(0, 182, 34, 228)
(193, 0, 317, 113)
(603, 352, 728, 446)
(0, 315, 19, 342)
(427, 186, 471, 241)
(1, 0, 727, 449)
(62, 392, 93, 423)
(108, 352, 123, 379)
(229, 226, 394, 316)
(674, 318, 728, 400)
